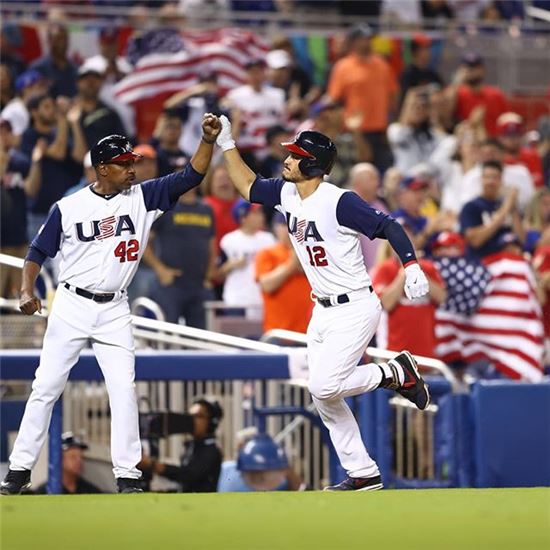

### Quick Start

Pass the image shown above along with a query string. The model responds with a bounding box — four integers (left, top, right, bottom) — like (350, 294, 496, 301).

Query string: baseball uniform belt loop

(315, 286, 374, 308)
(64, 282, 116, 303)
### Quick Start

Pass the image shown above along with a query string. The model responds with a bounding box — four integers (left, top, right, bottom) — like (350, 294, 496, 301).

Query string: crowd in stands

(1, 7, 549, 383)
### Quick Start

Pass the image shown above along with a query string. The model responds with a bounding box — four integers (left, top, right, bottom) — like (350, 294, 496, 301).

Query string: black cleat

(116, 477, 144, 494)
(324, 475, 383, 492)
(390, 350, 431, 410)
(0, 469, 31, 495)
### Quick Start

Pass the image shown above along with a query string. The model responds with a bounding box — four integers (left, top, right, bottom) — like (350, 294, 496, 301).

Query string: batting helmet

(237, 434, 289, 472)
(90, 135, 141, 166)
(281, 131, 337, 177)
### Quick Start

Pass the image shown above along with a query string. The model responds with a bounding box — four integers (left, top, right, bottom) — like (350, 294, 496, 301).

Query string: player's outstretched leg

(379, 350, 430, 410)
(0, 469, 31, 495)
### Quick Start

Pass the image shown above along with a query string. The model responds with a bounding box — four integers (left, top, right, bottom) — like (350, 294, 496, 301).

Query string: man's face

(247, 65, 266, 88)
(189, 403, 210, 439)
(282, 154, 309, 183)
(481, 166, 502, 198)
(414, 45, 430, 67)
(0, 124, 14, 150)
(210, 165, 235, 199)
(134, 158, 157, 183)
(241, 207, 265, 232)
(97, 160, 137, 191)
(77, 74, 103, 101)
(100, 40, 118, 61)
(499, 134, 522, 154)
(480, 144, 503, 163)
(160, 117, 182, 146)
(34, 97, 57, 126)
(352, 36, 371, 56)
(63, 448, 84, 477)
(48, 27, 68, 58)
(463, 64, 484, 87)
(399, 187, 427, 214)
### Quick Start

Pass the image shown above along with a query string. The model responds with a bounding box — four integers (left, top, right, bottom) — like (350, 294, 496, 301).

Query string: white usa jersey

(250, 177, 399, 297)
(29, 165, 204, 293)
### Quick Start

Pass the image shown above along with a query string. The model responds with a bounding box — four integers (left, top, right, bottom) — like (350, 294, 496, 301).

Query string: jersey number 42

(114, 239, 140, 263)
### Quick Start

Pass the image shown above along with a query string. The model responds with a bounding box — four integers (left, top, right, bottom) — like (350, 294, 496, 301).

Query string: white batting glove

(216, 115, 236, 151)
(404, 263, 429, 300)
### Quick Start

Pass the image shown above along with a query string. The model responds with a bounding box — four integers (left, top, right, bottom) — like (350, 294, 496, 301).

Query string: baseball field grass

(1, 488, 549, 550)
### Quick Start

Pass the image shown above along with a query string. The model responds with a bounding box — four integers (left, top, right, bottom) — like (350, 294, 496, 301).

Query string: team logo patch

(76, 214, 136, 242)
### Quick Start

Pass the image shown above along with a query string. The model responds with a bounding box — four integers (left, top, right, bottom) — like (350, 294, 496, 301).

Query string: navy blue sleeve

(28, 204, 63, 263)
(459, 201, 481, 234)
(249, 176, 285, 208)
(141, 163, 205, 212)
(336, 192, 417, 265)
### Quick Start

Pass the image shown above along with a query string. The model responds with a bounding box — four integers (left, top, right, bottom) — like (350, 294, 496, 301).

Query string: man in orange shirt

(255, 214, 313, 333)
(445, 53, 507, 137)
(327, 24, 398, 172)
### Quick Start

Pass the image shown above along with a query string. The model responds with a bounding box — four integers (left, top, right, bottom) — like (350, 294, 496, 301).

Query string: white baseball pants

(307, 287, 383, 479)
(9, 284, 142, 479)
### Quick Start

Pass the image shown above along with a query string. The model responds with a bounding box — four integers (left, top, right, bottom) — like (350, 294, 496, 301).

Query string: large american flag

(435, 252, 544, 381)
(114, 28, 270, 105)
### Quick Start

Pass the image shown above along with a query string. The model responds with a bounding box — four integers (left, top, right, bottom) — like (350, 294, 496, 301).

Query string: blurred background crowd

(1, 0, 549, 387)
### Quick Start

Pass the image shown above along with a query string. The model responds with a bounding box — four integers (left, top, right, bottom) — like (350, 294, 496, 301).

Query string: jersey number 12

(306, 245, 328, 267)
(114, 239, 139, 263)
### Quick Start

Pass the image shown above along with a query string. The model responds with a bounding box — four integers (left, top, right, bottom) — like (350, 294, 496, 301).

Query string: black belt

(64, 283, 116, 303)
(316, 286, 373, 308)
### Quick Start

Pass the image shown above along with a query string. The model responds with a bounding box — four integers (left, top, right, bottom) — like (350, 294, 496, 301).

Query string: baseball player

(0, 114, 220, 495)
(215, 115, 430, 491)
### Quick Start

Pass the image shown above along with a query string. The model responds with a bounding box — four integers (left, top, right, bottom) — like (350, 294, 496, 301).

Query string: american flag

(114, 28, 269, 105)
(435, 252, 544, 381)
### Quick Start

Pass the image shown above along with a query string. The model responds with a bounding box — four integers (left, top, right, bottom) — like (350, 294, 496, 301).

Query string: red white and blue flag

(114, 28, 269, 105)
(435, 252, 544, 381)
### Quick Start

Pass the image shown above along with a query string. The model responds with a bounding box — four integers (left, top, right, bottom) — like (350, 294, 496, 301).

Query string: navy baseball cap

(15, 69, 44, 92)
(232, 198, 261, 223)
(461, 52, 484, 67)
(61, 432, 88, 451)
(90, 135, 142, 166)
(497, 232, 522, 250)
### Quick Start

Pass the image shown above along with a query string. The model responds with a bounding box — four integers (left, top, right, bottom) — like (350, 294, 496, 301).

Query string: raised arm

(215, 115, 257, 201)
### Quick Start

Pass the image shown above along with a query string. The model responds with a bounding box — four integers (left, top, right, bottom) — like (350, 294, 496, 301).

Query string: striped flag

(435, 252, 544, 381)
(114, 28, 269, 105)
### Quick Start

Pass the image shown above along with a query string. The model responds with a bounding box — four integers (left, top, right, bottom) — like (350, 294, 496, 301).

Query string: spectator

(130, 143, 157, 183)
(347, 163, 390, 270)
(217, 199, 275, 319)
(459, 160, 524, 260)
(76, 60, 126, 150)
(421, 0, 455, 20)
(392, 175, 453, 251)
(218, 433, 303, 492)
(0, 120, 44, 297)
(139, 399, 223, 493)
(327, 24, 398, 172)
(224, 59, 286, 166)
(533, 245, 550, 369)
(258, 124, 292, 179)
(34, 433, 102, 494)
(538, 116, 550, 186)
(202, 162, 239, 252)
(524, 188, 550, 254)
(497, 112, 544, 188)
(0, 64, 14, 111)
(399, 35, 443, 103)
(0, 26, 26, 80)
(388, 87, 445, 174)
(152, 111, 189, 177)
(444, 53, 507, 137)
(21, 93, 86, 238)
(460, 138, 534, 212)
(1, 70, 48, 144)
(299, 99, 372, 187)
(371, 241, 447, 358)
(30, 23, 78, 99)
(143, 185, 216, 328)
(255, 214, 313, 333)
(85, 26, 135, 138)
(429, 121, 481, 214)
(164, 72, 224, 157)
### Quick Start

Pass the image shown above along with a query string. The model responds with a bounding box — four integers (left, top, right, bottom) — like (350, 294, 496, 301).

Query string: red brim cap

(107, 151, 143, 163)
(281, 142, 316, 159)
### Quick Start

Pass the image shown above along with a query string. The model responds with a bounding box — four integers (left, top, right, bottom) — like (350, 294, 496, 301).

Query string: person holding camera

(139, 398, 223, 493)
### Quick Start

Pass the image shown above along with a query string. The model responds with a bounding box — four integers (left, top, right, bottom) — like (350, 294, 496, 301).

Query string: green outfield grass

(1, 488, 549, 550)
